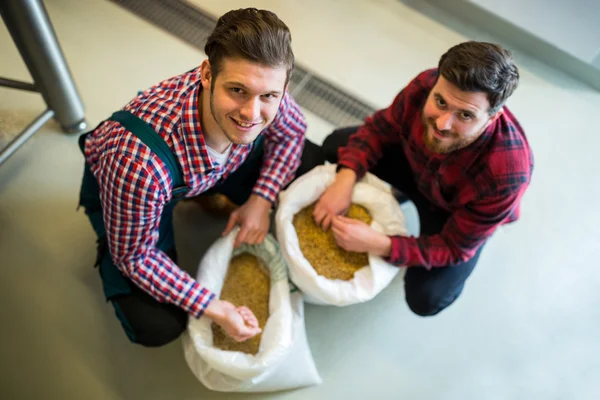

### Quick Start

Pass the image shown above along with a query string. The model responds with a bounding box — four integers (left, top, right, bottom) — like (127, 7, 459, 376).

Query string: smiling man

(77, 8, 323, 347)
(318, 42, 534, 316)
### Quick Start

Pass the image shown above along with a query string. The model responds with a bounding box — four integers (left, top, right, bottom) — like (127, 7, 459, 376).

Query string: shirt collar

(180, 77, 216, 171)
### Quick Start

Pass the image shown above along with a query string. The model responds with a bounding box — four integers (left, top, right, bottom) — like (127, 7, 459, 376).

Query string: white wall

(469, 0, 600, 65)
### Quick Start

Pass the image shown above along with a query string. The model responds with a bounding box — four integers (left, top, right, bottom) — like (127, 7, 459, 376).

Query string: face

(421, 76, 502, 154)
(200, 57, 287, 146)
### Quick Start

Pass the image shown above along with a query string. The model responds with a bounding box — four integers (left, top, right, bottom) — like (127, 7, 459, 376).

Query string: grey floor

(1, 0, 599, 399)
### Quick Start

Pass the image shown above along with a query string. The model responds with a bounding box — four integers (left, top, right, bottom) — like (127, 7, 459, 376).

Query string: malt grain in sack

(276, 164, 408, 306)
(182, 229, 321, 392)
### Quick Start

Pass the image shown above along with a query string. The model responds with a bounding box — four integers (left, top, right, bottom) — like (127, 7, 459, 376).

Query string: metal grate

(109, 0, 376, 127)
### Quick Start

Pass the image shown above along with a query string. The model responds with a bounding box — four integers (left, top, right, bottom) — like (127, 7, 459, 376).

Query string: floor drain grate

(109, 0, 377, 127)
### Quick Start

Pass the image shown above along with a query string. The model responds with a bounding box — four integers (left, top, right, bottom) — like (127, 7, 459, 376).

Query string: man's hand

(205, 299, 262, 342)
(313, 168, 357, 231)
(222, 194, 271, 248)
(331, 215, 392, 257)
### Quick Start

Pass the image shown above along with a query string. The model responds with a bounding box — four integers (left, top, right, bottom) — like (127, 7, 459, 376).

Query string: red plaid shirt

(84, 66, 306, 317)
(338, 69, 533, 268)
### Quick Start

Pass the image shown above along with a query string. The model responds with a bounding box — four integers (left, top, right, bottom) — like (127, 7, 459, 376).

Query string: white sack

(276, 164, 408, 306)
(183, 230, 321, 392)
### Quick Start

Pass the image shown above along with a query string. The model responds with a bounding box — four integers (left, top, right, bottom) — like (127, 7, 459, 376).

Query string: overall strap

(109, 111, 189, 199)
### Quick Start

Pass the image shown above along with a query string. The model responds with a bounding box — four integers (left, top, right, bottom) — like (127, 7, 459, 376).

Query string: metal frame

(0, 0, 86, 166)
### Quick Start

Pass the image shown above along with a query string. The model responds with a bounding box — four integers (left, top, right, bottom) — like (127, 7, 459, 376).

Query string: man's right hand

(313, 168, 357, 231)
(205, 299, 262, 342)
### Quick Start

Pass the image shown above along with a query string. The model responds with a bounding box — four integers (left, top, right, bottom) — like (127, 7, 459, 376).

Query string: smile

(432, 127, 449, 139)
(231, 118, 258, 128)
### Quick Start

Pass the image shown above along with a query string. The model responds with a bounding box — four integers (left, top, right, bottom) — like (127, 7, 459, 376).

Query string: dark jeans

(105, 139, 325, 347)
(323, 127, 484, 317)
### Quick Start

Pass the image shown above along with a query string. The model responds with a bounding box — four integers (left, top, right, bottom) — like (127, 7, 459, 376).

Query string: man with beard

(77, 8, 323, 347)
(317, 41, 534, 317)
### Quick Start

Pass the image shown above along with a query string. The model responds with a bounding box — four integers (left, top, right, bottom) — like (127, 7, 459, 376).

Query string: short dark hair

(438, 41, 519, 114)
(204, 8, 295, 86)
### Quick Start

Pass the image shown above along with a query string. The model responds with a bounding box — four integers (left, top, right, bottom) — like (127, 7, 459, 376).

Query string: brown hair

(438, 41, 519, 114)
(204, 8, 294, 86)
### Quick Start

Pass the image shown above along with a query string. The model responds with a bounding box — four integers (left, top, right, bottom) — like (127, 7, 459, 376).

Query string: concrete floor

(1, 0, 599, 399)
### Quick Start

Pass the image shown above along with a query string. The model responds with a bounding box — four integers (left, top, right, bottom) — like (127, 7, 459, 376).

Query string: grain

(212, 253, 270, 354)
(293, 203, 372, 280)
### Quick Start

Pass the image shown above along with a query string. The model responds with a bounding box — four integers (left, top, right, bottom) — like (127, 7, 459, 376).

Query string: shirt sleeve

(95, 134, 214, 318)
(337, 72, 431, 179)
(252, 91, 307, 204)
(387, 186, 528, 268)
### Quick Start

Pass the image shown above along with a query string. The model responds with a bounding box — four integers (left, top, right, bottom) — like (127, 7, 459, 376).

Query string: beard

(422, 116, 486, 154)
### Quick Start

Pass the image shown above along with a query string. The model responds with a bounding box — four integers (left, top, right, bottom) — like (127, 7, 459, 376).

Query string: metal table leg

(0, 109, 55, 165)
(0, 0, 86, 166)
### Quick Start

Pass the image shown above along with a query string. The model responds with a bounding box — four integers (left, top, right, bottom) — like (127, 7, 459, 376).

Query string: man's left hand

(222, 194, 272, 248)
(331, 215, 392, 257)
